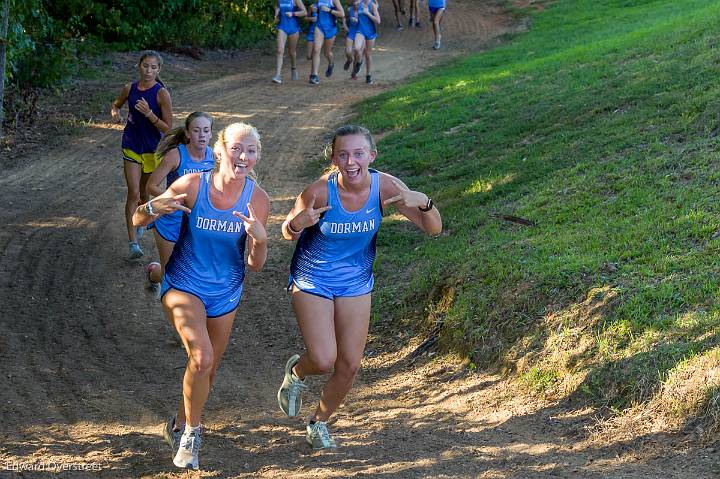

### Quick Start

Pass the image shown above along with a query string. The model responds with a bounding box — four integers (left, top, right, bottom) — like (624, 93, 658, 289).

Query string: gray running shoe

(306, 421, 337, 450)
(173, 428, 202, 470)
(277, 354, 307, 417)
(291, 68, 299, 81)
(128, 241, 143, 259)
(272, 74, 282, 84)
(162, 416, 182, 452)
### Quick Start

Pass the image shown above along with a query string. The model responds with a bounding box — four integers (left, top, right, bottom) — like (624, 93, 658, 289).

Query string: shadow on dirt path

(1, 1, 717, 477)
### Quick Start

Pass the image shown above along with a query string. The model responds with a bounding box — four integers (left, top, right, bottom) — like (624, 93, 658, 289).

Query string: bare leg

(312, 29, 325, 77)
(291, 289, 337, 379)
(364, 38, 375, 76)
(123, 161, 142, 242)
(353, 34, 366, 67)
(275, 30, 289, 77)
(433, 9, 445, 44)
(150, 228, 175, 283)
(164, 289, 236, 427)
(287, 32, 299, 70)
(312, 294, 371, 421)
(323, 37, 335, 71)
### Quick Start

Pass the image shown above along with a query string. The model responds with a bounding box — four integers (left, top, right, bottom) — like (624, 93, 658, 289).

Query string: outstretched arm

(133, 174, 196, 227)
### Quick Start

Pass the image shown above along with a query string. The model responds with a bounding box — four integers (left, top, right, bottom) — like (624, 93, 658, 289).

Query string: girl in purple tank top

(133, 123, 269, 470)
(277, 125, 442, 450)
(111, 50, 173, 260)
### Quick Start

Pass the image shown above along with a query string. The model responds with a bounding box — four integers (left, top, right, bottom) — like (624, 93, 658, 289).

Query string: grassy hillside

(361, 0, 720, 434)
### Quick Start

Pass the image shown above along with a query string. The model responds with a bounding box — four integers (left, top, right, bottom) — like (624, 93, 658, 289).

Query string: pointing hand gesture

(234, 203, 267, 243)
(289, 193, 332, 232)
(383, 180, 429, 209)
(153, 194, 191, 215)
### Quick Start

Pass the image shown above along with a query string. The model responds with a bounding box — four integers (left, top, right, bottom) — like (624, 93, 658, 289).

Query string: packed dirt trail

(1, 1, 716, 478)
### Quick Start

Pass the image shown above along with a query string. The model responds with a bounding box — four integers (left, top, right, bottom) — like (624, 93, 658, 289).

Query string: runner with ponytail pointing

(277, 125, 441, 449)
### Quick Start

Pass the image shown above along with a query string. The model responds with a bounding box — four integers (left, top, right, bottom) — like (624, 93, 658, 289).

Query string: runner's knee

(308, 351, 336, 373)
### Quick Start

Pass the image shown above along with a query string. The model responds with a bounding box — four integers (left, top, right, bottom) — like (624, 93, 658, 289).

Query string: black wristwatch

(418, 197, 433, 212)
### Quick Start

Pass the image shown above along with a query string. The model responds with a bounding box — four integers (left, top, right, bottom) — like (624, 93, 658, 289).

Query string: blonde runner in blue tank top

(162, 171, 255, 317)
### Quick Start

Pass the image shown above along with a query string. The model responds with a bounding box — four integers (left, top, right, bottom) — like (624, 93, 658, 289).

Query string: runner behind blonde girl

(144, 112, 216, 295)
(111, 50, 173, 260)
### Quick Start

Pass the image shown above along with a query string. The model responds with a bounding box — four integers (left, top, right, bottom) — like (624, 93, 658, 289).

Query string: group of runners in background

(274, 0, 447, 85)
(111, 43, 441, 471)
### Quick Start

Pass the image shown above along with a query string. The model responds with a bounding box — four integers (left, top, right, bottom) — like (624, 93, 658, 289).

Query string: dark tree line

(7, 0, 275, 88)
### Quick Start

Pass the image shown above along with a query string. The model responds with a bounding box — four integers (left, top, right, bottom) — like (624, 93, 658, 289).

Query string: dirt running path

(0, 1, 715, 478)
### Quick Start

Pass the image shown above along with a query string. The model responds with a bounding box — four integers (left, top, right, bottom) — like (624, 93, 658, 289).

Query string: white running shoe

(272, 75, 282, 84)
(277, 354, 307, 417)
(173, 428, 201, 470)
(306, 421, 337, 450)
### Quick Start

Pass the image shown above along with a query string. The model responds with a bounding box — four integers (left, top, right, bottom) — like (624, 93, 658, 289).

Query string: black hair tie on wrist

(419, 198, 433, 212)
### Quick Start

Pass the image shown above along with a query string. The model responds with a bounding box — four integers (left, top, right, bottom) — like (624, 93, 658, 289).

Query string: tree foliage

(8, 0, 275, 87)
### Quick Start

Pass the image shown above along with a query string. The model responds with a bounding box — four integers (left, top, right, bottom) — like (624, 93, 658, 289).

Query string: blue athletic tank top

(121, 81, 163, 154)
(165, 172, 255, 296)
(358, 0, 377, 37)
(278, 0, 300, 31)
(290, 170, 383, 288)
(317, 0, 336, 31)
(306, 7, 317, 38)
(166, 144, 215, 188)
(347, 5, 359, 34)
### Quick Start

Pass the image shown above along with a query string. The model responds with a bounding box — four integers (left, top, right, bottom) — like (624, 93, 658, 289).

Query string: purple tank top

(121, 81, 164, 154)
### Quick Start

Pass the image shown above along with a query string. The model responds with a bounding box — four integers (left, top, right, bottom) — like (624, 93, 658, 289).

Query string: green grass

(359, 0, 720, 415)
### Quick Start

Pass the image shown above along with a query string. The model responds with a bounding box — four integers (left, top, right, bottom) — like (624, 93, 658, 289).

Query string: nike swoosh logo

(366, 208, 376, 214)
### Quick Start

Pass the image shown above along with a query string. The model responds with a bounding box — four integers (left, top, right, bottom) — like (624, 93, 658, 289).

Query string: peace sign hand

(233, 203, 267, 243)
(291, 193, 332, 231)
(383, 180, 429, 209)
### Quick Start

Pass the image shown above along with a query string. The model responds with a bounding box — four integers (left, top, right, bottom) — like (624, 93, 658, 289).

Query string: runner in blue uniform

(342, 0, 361, 72)
(352, 0, 380, 84)
(309, 0, 345, 84)
(277, 125, 442, 449)
(428, 0, 446, 49)
(133, 123, 269, 470)
(111, 50, 173, 259)
(145, 112, 215, 295)
(305, 1, 319, 60)
(273, 0, 307, 84)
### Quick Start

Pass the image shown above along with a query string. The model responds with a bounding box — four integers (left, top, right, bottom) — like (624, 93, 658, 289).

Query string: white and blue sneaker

(306, 421, 337, 450)
(173, 427, 201, 470)
(278, 354, 307, 417)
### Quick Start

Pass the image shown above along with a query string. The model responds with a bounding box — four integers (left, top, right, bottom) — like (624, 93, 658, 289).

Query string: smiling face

(332, 133, 376, 185)
(186, 116, 212, 153)
(222, 132, 259, 180)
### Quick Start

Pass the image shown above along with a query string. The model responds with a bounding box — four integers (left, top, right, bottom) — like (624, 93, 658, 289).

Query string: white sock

(184, 425, 201, 436)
